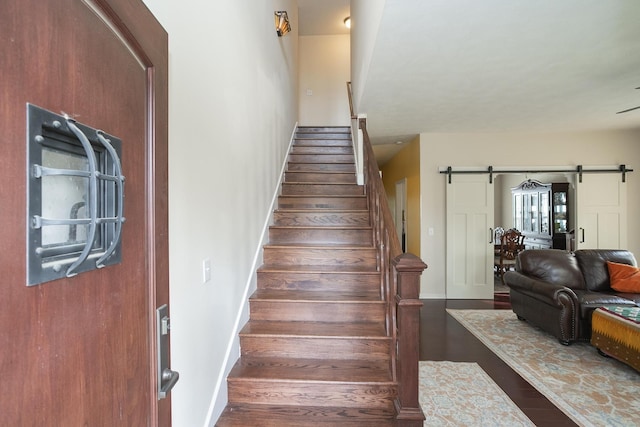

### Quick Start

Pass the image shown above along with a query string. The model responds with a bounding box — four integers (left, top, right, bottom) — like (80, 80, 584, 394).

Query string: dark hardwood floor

(420, 298, 577, 426)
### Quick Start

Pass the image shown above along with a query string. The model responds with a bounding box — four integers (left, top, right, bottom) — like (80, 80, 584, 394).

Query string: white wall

(420, 129, 640, 298)
(298, 35, 351, 126)
(141, 1, 298, 426)
(350, 0, 385, 113)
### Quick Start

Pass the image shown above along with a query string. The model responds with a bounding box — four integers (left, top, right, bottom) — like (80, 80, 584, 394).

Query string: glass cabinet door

(531, 192, 538, 233)
(553, 190, 567, 233)
(540, 191, 550, 235)
(522, 194, 531, 232)
(514, 194, 522, 231)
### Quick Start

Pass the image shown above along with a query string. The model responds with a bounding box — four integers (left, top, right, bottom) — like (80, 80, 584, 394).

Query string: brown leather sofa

(504, 249, 640, 345)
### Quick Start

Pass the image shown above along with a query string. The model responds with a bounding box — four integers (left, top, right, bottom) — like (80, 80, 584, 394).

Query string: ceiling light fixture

(274, 11, 291, 37)
(344, 16, 351, 29)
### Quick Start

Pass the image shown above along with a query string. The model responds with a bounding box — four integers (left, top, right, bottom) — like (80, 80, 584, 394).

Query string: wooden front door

(0, 1, 171, 425)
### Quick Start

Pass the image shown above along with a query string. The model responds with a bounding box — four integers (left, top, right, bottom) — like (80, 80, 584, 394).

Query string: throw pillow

(607, 261, 640, 293)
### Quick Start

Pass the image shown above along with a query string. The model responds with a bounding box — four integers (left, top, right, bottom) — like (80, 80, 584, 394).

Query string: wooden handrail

(358, 118, 427, 426)
(346, 81, 356, 119)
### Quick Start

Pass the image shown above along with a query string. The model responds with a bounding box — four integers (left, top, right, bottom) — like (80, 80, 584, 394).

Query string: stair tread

(218, 404, 397, 426)
(285, 169, 353, 173)
(287, 162, 355, 165)
(228, 357, 393, 383)
(251, 289, 383, 302)
(282, 182, 360, 186)
(297, 126, 350, 129)
(295, 135, 351, 138)
(265, 241, 374, 247)
(240, 320, 387, 338)
(270, 225, 372, 230)
(258, 264, 378, 274)
(280, 194, 366, 198)
(264, 244, 374, 250)
(275, 208, 369, 213)
(294, 139, 351, 142)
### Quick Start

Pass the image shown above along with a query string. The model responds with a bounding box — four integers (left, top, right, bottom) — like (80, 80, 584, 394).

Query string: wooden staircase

(216, 126, 401, 426)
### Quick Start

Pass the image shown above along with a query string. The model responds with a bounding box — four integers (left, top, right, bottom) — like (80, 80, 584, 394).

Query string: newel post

(392, 253, 427, 426)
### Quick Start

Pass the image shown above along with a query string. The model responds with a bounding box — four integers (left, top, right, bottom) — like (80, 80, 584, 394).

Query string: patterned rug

(447, 309, 640, 427)
(419, 361, 534, 426)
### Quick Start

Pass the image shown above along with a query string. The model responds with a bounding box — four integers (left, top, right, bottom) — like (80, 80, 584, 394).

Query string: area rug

(419, 361, 534, 426)
(447, 309, 640, 427)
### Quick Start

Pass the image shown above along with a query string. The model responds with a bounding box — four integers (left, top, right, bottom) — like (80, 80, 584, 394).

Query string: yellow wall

(381, 136, 421, 256)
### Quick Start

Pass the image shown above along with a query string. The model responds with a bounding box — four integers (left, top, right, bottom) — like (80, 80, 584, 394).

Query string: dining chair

(495, 228, 525, 285)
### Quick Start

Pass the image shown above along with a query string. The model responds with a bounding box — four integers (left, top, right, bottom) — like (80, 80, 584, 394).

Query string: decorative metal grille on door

(26, 104, 125, 286)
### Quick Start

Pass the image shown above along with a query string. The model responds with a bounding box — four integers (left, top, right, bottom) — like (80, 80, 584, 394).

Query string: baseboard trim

(205, 121, 299, 426)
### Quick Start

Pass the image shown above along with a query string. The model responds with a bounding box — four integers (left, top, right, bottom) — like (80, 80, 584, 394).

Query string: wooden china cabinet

(512, 179, 569, 250)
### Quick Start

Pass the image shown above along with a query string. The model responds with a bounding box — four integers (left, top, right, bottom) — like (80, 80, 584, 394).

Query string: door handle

(579, 227, 585, 243)
(489, 228, 494, 244)
(157, 304, 179, 399)
(159, 368, 179, 398)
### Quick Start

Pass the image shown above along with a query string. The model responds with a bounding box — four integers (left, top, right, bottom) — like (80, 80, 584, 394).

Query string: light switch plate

(203, 258, 212, 283)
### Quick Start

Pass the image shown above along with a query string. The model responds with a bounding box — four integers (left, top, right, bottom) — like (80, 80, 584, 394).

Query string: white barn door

(576, 173, 627, 249)
(446, 174, 494, 299)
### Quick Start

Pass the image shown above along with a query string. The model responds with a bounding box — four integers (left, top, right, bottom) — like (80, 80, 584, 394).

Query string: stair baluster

(360, 118, 427, 426)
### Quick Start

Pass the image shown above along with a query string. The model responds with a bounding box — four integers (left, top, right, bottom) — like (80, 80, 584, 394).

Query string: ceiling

(298, 0, 640, 164)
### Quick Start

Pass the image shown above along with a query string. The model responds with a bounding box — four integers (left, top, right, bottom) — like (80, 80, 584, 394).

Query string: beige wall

(298, 35, 351, 126)
(420, 129, 640, 298)
(381, 136, 421, 256)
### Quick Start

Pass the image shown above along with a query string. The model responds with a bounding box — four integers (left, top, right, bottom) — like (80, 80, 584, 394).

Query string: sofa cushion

(607, 261, 640, 293)
(516, 249, 585, 290)
(611, 293, 640, 304)
(575, 289, 638, 319)
(574, 250, 637, 292)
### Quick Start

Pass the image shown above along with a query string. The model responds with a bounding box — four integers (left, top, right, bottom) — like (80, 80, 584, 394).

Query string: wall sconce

(274, 11, 291, 37)
(344, 16, 351, 29)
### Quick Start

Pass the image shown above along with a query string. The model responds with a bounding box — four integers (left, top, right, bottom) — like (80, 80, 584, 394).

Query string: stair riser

(287, 163, 355, 172)
(295, 133, 351, 140)
(268, 228, 373, 246)
(240, 336, 391, 361)
(284, 172, 356, 184)
(298, 127, 350, 131)
(291, 146, 353, 155)
(281, 184, 364, 196)
(289, 154, 355, 164)
(273, 211, 370, 227)
(257, 271, 379, 293)
(278, 196, 367, 210)
(249, 301, 386, 323)
(294, 139, 351, 147)
(218, 405, 397, 426)
(227, 381, 396, 409)
(297, 127, 350, 132)
(263, 247, 377, 268)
